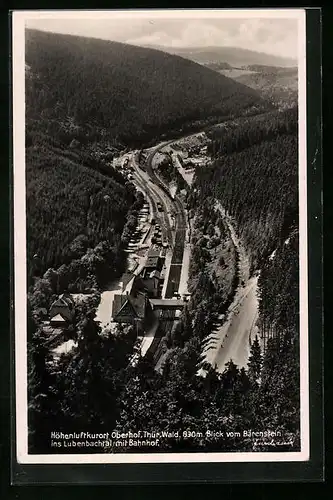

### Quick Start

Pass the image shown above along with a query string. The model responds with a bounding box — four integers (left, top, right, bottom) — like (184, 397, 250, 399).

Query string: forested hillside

(28, 106, 301, 454)
(25, 29, 268, 147)
(185, 105, 300, 446)
(192, 107, 298, 271)
(26, 29, 301, 455)
(232, 67, 298, 108)
(26, 146, 136, 286)
(25, 29, 270, 294)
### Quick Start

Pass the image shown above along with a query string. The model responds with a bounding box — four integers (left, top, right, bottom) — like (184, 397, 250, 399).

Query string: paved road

(201, 276, 259, 373)
(198, 204, 259, 375)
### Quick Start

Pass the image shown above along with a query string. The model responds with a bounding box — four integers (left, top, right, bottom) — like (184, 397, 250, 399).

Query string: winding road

(199, 204, 259, 374)
(115, 131, 259, 373)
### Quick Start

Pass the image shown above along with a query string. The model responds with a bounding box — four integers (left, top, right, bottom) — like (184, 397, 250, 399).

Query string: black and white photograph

(12, 9, 309, 464)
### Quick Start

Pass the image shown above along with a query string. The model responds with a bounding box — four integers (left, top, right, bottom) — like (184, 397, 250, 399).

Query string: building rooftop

(145, 255, 164, 269)
(149, 270, 161, 279)
(148, 247, 162, 257)
(149, 299, 184, 309)
(112, 293, 147, 320)
(50, 313, 67, 323)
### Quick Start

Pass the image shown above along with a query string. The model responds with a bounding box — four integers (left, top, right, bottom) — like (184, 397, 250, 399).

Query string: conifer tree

(247, 335, 262, 382)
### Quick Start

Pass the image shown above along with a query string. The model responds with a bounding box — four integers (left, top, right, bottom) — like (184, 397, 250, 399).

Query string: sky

(25, 13, 299, 60)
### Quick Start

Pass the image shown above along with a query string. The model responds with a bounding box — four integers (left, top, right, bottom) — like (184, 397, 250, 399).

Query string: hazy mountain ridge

(228, 67, 298, 108)
(26, 29, 268, 147)
(139, 44, 298, 108)
(25, 29, 270, 284)
(142, 44, 297, 68)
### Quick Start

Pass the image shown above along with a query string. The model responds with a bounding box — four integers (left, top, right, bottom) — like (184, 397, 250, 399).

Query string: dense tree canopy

(26, 145, 137, 286)
(193, 107, 298, 270)
(26, 29, 269, 147)
(26, 30, 300, 455)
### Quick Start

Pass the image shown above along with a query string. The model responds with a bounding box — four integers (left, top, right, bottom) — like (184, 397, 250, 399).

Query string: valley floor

(198, 202, 259, 375)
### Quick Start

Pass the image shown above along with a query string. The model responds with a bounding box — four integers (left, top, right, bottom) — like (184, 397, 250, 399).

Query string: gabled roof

(50, 313, 67, 323)
(52, 293, 74, 309)
(112, 293, 147, 320)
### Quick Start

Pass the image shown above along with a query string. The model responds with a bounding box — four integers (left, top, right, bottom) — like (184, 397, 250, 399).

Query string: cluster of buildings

(126, 201, 150, 254)
(172, 144, 210, 171)
(112, 249, 166, 330)
(41, 245, 184, 348)
(42, 249, 165, 335)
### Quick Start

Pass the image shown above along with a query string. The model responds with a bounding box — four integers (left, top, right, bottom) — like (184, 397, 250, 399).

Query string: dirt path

(216, 202, 250, 283)
(198, 202, 259, 375)
(202, 276, 259, 373)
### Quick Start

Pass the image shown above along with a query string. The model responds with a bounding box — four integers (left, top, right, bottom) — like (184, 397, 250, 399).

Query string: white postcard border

(13, 8, 308, 464)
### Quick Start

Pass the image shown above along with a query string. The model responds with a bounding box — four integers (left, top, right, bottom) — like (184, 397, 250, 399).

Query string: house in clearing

(138, 270, 162, 298)
(50, 292, 75, 327)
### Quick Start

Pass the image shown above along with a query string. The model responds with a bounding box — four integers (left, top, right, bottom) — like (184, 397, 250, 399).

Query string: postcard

(12, 8, 311, 467)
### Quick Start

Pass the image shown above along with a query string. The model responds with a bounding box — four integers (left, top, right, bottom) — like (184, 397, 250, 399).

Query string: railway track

(145, 309, 176, 362)
(132, 143, 189, 364)
(131, 158, 173, 246)
(145, 144, 188, 298)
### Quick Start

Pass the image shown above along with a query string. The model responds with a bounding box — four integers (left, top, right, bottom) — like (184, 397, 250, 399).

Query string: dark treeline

(194, 107, 298, 271)
(28, 198, 300, 454)
(156, 154, 188, 192)
(206, 106, 297, 156)
(26, 145, 137, 287)
(26, 29, 300, 454)
(26, 29, 269, 147)
(258, 230, 299, 344)
(28, 302, 299, 454)
(257, 231, 300, 432)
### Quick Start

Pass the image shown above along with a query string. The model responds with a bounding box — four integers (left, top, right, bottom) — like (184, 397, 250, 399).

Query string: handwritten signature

(253, 439, 295, 448)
